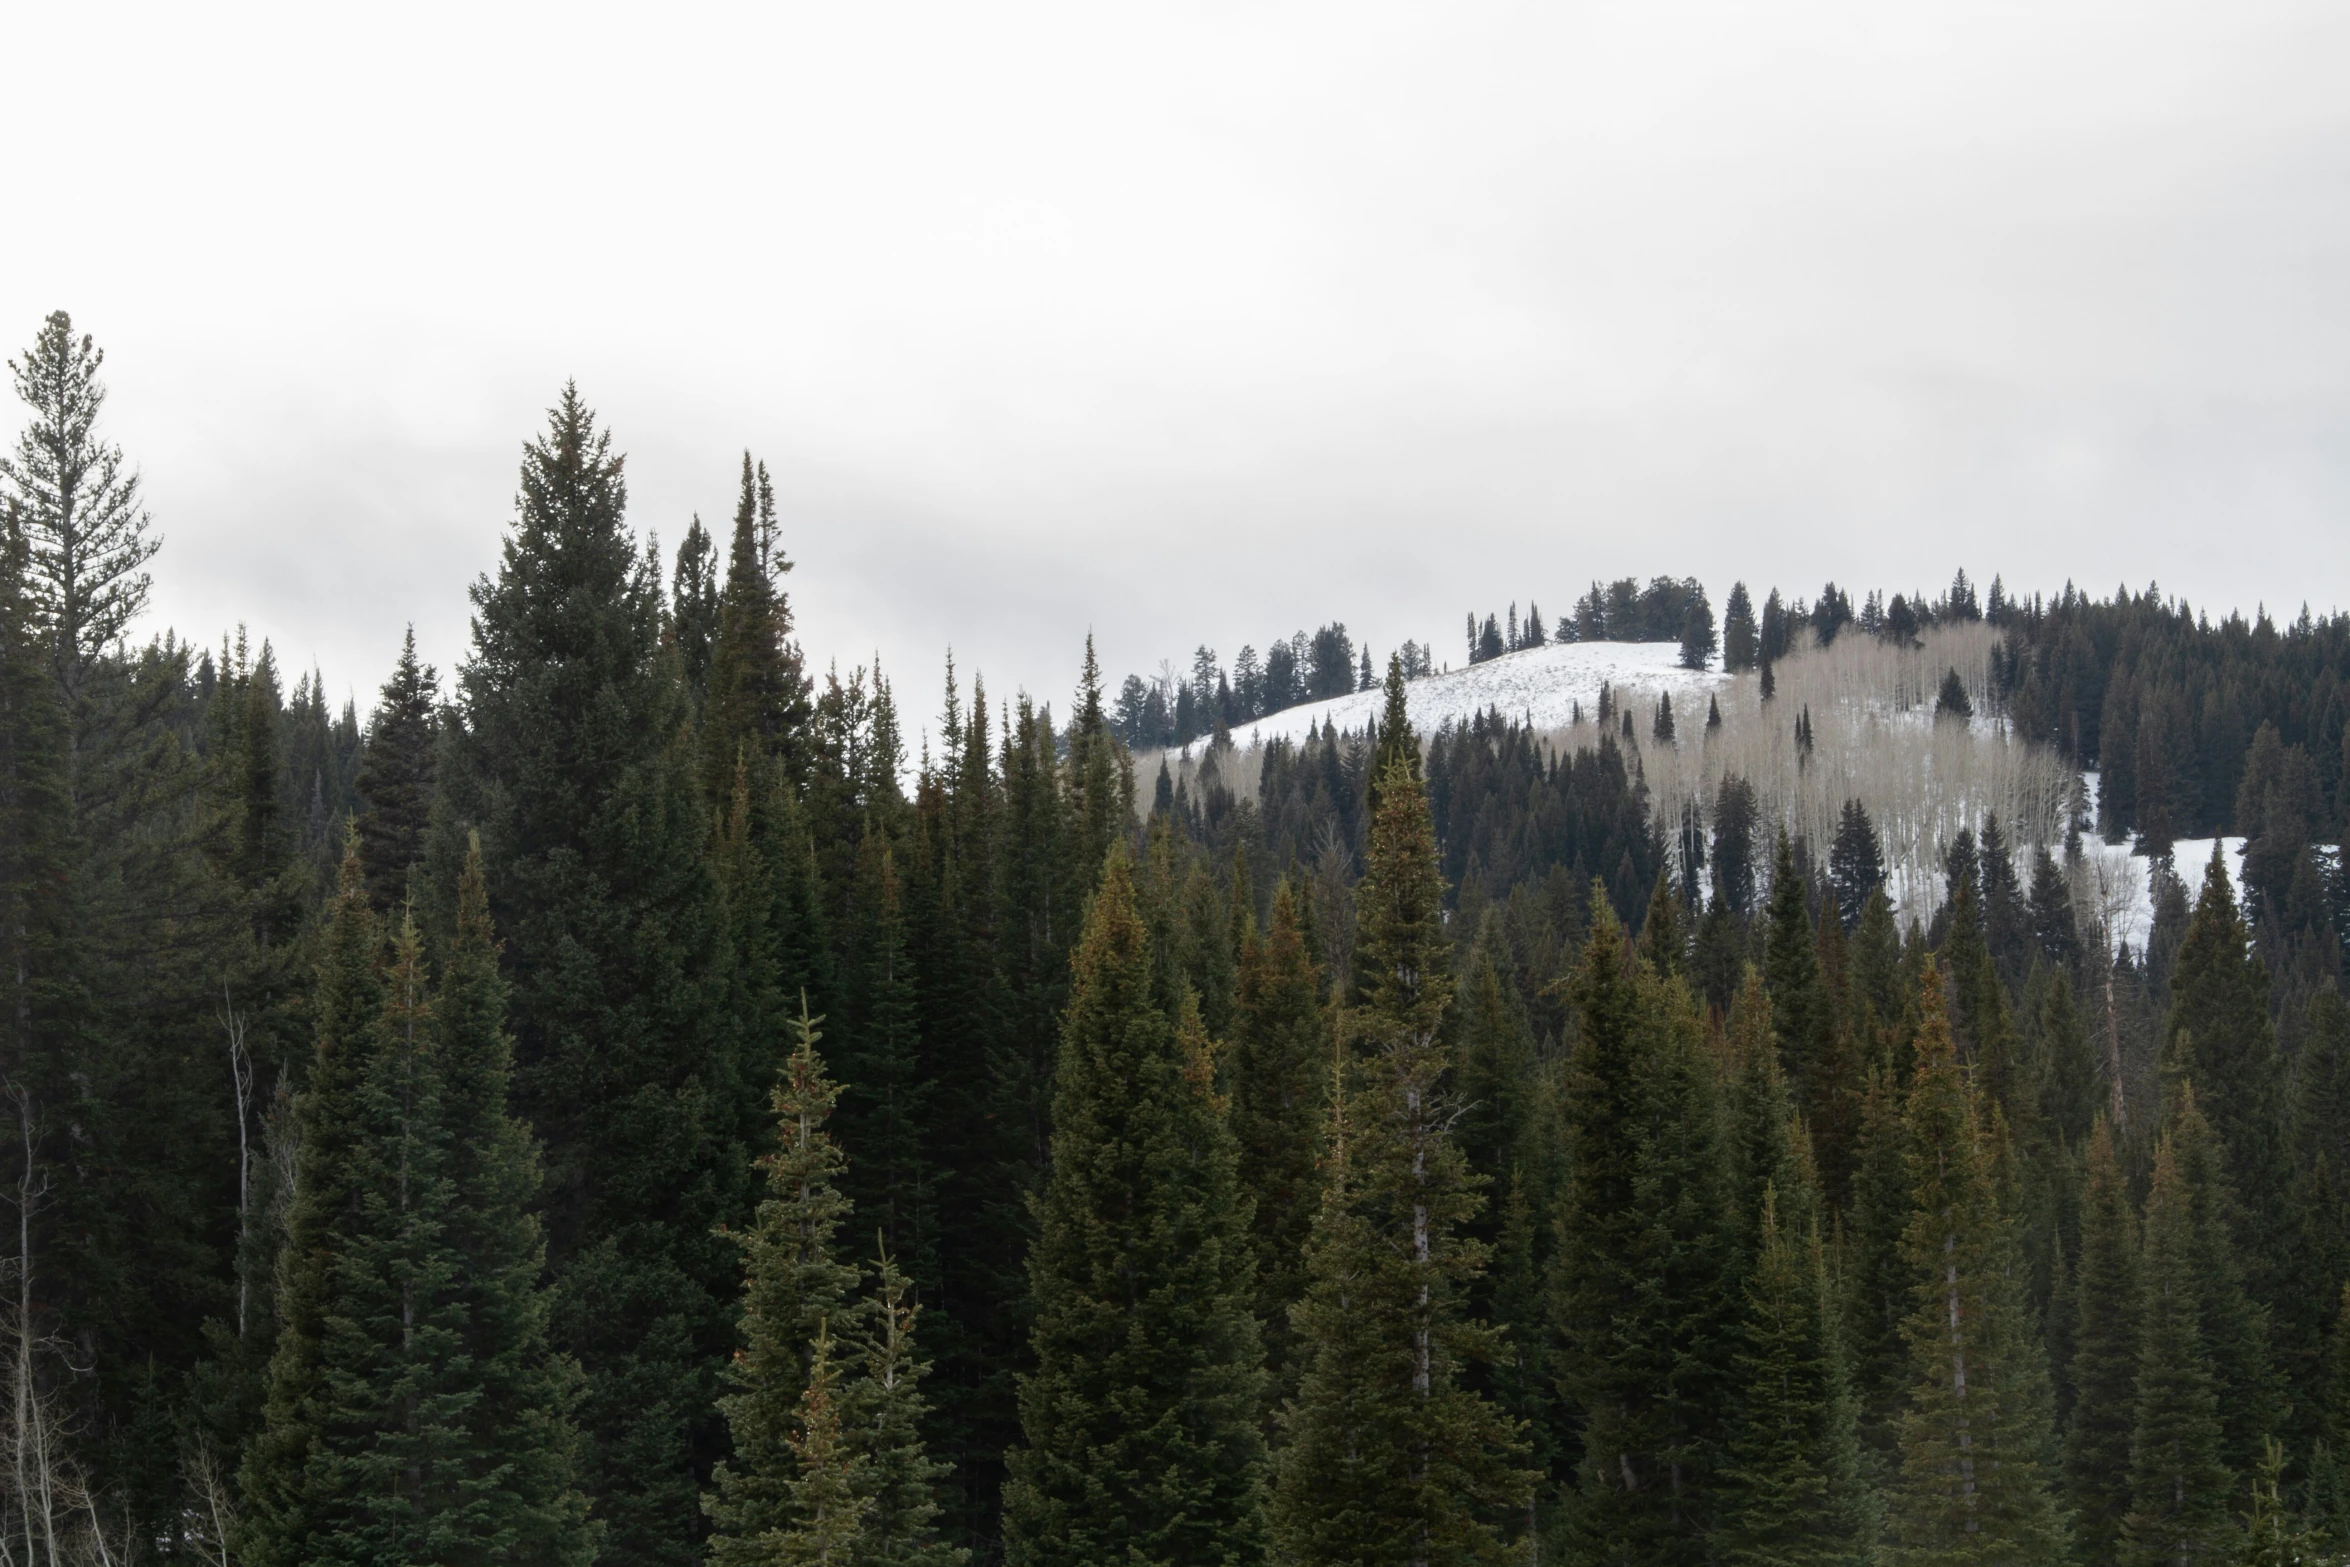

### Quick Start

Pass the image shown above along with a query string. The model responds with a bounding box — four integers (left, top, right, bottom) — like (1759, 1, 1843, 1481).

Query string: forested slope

(2, 314, 2349, 1565)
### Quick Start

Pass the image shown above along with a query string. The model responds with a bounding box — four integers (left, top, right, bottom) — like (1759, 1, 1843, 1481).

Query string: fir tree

(2120, 1129, 2235, 1567)
(1828, 800, 1886, 931)
(1552, 888, 1738, 1565)
(1275, 751, 1530, 1566)
(1883, 961, 2069, 1564)
(241, 848, 384, 1567)
(1763, 831, 1834, 1135)
(846, 1246, 965, 1567)
(1714, 1186, 1871, 1567)
(704, 453, 812, 795)
(436, 386, 741, 1562)
(1229, 878, 1326, 1399)
(243, 845, 592, 1566)
(1002, 850, 1269, 1567)
(352, 625, 438, 909)
(1723, 583, 1759, 673)
(711, 1000, 865, 1565)
(673, 513, 720, 702)
(776, 1325, 875, 1565)
(2068, 1119, 2142, 1567)
(2164, 847, 2291, 1307)
(1, 310, 159, 706)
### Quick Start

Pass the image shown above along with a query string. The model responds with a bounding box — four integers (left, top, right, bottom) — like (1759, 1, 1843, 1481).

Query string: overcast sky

(3, 0, 2345, 735)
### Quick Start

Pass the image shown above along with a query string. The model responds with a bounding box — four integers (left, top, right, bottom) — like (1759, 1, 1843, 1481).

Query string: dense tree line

(4, 313, 2350, 1566)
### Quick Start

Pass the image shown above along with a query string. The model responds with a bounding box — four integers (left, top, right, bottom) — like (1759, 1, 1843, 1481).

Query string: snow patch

(1199, 640, 1725, 754)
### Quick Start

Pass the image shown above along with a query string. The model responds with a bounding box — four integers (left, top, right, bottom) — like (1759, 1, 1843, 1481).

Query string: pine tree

(242, 844, 593, 1566)
(1552, 887, 1738, 1565)
(1229, 878, 1326, 1399)
(1, 310, 159, 707)
(241, 848, 384, 1567)
(1002, 850, 1269, 1567)
(435, 386, 741, 1562)
(776, 1325, 875, 1565)
(1763, 831, 1834, 1134)
(673, 513, 721, 702)
(2068, 1119, 2142, 1567)
(2164, 1087, 2283, 1479)
(712, 1000, 865, 1564)
(704, 452, 812, 795)
(352, 625, 438, 908)
(1828, 800, 1886, 931)
(1275, 751, 1530, 1566)
(2164, 847, 2291, 1307)
(2120, 1122, 2237, 1567)
(1714, 1185, 1871, 1567)
(1883, 961, 2069, 1564)
(846, 1246, 965, 1567)
(1723, 583, 1759, 673)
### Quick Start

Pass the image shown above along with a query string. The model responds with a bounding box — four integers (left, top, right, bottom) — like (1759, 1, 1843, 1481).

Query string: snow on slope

(1205, 640, 1726, 753)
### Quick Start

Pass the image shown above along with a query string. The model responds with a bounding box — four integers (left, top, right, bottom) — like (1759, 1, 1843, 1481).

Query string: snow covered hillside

(1205, 640, 1724, 751)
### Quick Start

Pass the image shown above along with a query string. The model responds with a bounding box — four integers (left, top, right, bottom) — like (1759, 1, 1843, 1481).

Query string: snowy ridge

(1197, 640, 1725, 754)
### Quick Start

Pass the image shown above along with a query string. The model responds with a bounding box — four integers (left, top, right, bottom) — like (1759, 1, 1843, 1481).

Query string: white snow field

(1209, 640, 1726, 751)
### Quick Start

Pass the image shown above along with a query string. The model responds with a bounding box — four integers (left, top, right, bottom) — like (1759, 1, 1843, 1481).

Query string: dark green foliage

(1723, 582, 1758, 672)
(2, 310, 159, 701)
(2164, 848, 2292, 1308)
(1934, 668, 1972, 722)
(711, 1001, 864, 1563)
(2121, 1127, 2236, 1567)
(1762, 832, 1836, 1145)
(1828, 799, 1885, 931)
(1714, 1187, 1871, 1567)
(672, 514, 720, 701)
(244, 847, 593, 1567)
(436, 386, 742, 1565)
(2068, 1120, 2142, 1567)
(1229, 879, 1326, 1397)
(1552, 888, 1737, 1565)
(1274, 752, 1530, 1566)
(1680, 589, 1718, 671)
(703, 454, 811, 796)
(1003, 850, 1269, 1567)
(847, 1248, 966, 1567)
(352, 625, 437, 909)
(1884, 962, 2069, 1563)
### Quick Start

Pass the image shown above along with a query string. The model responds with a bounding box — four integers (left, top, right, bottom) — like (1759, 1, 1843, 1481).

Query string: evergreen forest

(7, 311, 2350, 1566)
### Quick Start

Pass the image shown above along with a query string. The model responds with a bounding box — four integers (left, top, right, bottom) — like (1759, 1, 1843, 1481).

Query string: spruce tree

(775, 1325, 875, 1565)
(436, 386, 741, 1562)
(243, 845, 593, 1566)
(1, 310, 158, 707)
(1883, 961, 2069, 1564)
(1274, 751, 1529, 1566)
(711, 1001, 864, 1564)
(2068, 1119, 2142, 1567)
(2164, 1088, 2283, 1479)
(1229, 877, 1326, 1399)
(2120, 1130, 2235, 1567)
(352, 625, 438, 908)
(1552, 888, 1738, 1565)
(2164, 847, 2291, 1306)
(846, 1247, 965, 1567)
(1828, 800, 1886, 931)
(1002, 850, 1269, 1567)
(1714, 1186, 1871, 1567)
(242, 848, 384, 1567)
(703, 452, 812, 795)
(1763, 831, 1834, 1141)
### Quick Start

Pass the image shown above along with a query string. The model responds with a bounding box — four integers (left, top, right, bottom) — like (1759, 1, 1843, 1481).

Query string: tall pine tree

(1002, 849, 1269, 1567)
(1883, 962, 2069, 1564)
(1274, 749, 1530, 1566)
